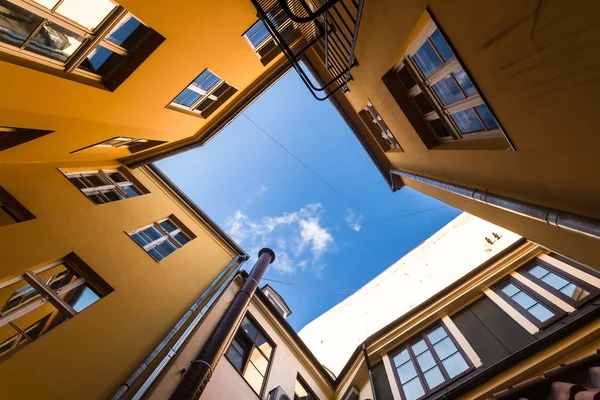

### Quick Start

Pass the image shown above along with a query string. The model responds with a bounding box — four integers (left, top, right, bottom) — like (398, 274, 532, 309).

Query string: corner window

(168, 69, 237, 118)
(391, 324, 472, 400)
(294, 374, 319, 400)
(0, 0, 164, 90)
(0, 253, 112, 362)
(0, 126, 53, 151)
(64, 168, 147, 204)
(225, 314, 274, 396)
(128, 216, 195, 262)
(0, 186, 35, 226)
(359, 101, 402, 152)
(70, 137, 166, 154)
(493, 277, 564, 328)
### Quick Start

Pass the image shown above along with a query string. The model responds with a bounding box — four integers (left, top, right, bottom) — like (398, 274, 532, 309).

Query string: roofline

(144, 164, 248, 258)
(261, 284, 293, 315)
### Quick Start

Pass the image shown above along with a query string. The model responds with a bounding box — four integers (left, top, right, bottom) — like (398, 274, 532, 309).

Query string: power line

(262, 278, 359, 292)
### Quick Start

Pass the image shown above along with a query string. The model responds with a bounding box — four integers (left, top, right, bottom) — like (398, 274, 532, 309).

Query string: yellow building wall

(0, 163, 239, 400)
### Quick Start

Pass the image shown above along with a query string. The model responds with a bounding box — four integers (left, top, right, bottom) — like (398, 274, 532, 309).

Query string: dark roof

(261, 284, 292, 316)
(146, 164, 247, 258)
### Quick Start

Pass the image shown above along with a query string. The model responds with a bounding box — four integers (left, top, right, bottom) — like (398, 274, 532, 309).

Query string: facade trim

(441, 315, 482, 368)
(382, 353, 403, 400)
(510, 272, 575, 313)
(539, 254, 600, 288)
(484, 288, 539, 335)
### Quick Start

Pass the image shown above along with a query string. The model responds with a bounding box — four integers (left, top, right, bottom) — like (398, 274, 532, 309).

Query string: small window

(168, 69, 237, 118)
(494, 277, 564, 328)
(63, 168, 146, 204)
(359, 101, 403, 152)
(70, 137, 166, 154)
(128, 216, 195, 262)
(294, 374, 319, 400)
(242, 4, 290, 66)
(521, 259, 598, 307)
(391, 324, 472, 400)
(0, 254, 112, 362)
(225, 314, 274, 396)
(0, 186, 35, 226)
(0, 126, 53, 151)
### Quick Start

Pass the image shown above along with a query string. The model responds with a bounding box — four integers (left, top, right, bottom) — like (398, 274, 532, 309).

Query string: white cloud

(224, 202, 336, 274)
(344, 209, 363, 232)
(244, 184, 268, 205)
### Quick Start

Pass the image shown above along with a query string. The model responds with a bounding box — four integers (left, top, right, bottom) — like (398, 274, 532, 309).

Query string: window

(128, 216, 195, 262)
(494, 277, 563, 328)
(0, 185, 34, 226)
(0, 126, 53, 151)
(64, 168, 146, 204)
(359, 101, 402, 152)
(0, 254, 112, 362)
(386, 16, 510, 149)
(225, 314, 274, 396)
(0, 0, 164, 90)
(70, 137, 166, 154)
(242, 4, 289, 65)
(391, 324, 472, 400)
(294, 374, 319, 400)
(521, 259, 598, 307)
(168, 69, 236, 118)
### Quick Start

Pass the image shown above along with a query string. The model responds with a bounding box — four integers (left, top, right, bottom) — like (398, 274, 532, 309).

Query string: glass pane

(33, 0, 60, 8)
(413, 41, 442, 77)
(174, 232, 190, 246)
(155, 240, 177, 257)
(148, 247, 164, 261)
(195, 72, 220, 92)
(226, 342, 245, 372)
(528, 303, 554, 322)
(433, 337, 457, 360)
(474, 104, 499, 130)
(243, 362, 264, 394)
(142, 226, 163, 242)
(159, 220, 177, 233)
(36, 263, 77, 291)
(0, 278, 41, 314)
(528, 265, 549, 279)
(402, 377, 425, 400)
(79, 45, 121, 74)
(0, 1, 44, 47)
(131, 232, 149, 246)
(180, 91, 201, 107)
(541, 272, 569, 290)
(442, 352, 469, 378)
(424, 366, 445, 389)
(560, 283, 589, 301)
(451, 109, 484, 133)
(60, 284, 99, 312)
(416, 350, 436, 372)
(432, 75, 465, 105)
(249, 347, 269, 375)
(393, 349, 411, 366)
(102, 189, 125, 202)
(430, 30, 454, 61)
(55, 0, 116, 30)
(195, 98, 215, 112)
(107, 14, 142, 46)
(88, 194, 104, 204)
(122, 186, 140, 198)
(512, 291, 536, 310)
(295, 378, 309, 398)
(413, 93, 435, 115)
(429, 119, 452, 138)
(427, 326, 447, 344)
(84, 174, 107, 187)
(453, 68, 476, 97)
(397, 361, 418, 384)
(241, 317, 258, 340)
(502, 283, 519, 297)
(397, 66, 417, 90)
(25, 22, 85, 62)
(256, 333, 272, 359)
(68, 177, 87, 189)
(248, 23, 270, 48)
(411, 339, 428, 355)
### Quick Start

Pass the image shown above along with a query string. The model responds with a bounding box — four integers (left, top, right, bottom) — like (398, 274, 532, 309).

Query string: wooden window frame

(0, 253, 112, 362)
(63, 168, 147, 204)
(359, 100, 403, 152)
(225, 313, 276, 398)
(0, 126, 53, 151)
(493, 276, 565, 329)
(294, 373, 320, 400)
(520, 258, 600, 308)
(0, 185, 35, 224)
(390, 322, 474, 400)
(0, 0, 164, 91)
(127, 215, 195, 262)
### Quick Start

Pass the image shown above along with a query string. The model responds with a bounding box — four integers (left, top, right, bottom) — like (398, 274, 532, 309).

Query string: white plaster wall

(298, 213, 521, 375)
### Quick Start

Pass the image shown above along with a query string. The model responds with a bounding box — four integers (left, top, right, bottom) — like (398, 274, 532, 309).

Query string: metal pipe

(362, 343, 377, 400)
(390, 169, 600, 240)
(110, 255, 247, 400)
(169, 248, 276, 400)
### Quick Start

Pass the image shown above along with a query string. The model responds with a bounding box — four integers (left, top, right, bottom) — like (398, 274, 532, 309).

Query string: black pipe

(169, 248, 276, 400)
(362, 343, 378, 400)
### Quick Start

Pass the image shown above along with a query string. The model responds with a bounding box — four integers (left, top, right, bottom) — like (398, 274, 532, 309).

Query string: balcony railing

(250, 0, 364, 100)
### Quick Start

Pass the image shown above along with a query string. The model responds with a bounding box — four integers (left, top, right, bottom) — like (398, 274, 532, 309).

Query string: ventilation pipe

(169, 248, 276, 400)
(390, 169, 600, 241)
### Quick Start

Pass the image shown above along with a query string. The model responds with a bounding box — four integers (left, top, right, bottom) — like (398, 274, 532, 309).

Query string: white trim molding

(510, 271, 575, 313)
(538, 254, 600, 288)
(382, 353, 403, 400)
(442, 315, 483, 368)
(484, 288, 539, 335)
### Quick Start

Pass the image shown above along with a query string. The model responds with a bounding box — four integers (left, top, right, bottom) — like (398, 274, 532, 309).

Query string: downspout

(110, 255, 248, 400)
(169, 248, 276, 400)
(362, 344, 377, 400)
(390, 169, 600, 241)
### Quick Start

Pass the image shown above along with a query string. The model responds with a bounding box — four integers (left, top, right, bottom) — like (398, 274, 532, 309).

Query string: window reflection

(55, 0, 116, 30)
(0, 1, 43, 47)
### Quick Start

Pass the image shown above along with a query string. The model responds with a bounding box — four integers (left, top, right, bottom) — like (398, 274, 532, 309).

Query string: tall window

(0, 254, 112, 362)
(225, 314, 274, 396)
(494, 277, 563, 328)
(392, 18, 505, 145)
(169, 69, 236, 118)
(0, 0, 163, 90)
(129, 216, 194, 261)
(294, 374, 319, 400)
(391, 324, 471, 400)
(0, 185, 35, 226)
(0, 126, 53, 151)
(64, 168, 146, 204)
(359, 101, 402, 151)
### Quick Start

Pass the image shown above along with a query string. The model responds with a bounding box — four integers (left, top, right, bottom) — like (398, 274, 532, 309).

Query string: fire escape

(249, 0, 365, 100)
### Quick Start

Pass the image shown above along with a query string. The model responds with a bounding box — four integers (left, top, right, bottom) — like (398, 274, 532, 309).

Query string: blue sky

(157, 70, 461, 331)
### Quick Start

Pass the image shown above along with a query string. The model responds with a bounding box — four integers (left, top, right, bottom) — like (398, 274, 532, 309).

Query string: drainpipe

(362, 344, 378, 400)
(390, 169, 600, 241)
(169, 248, 276, 400)
(110, 255, 248, 400)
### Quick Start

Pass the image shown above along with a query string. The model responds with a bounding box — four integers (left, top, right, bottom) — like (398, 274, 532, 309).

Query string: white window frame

(365, 100, 403, 151)
(93, 137, 149, 149)
(128, 217, 193, 261)
(64, 169, 143, 204)
(169, 69, 228, 115)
